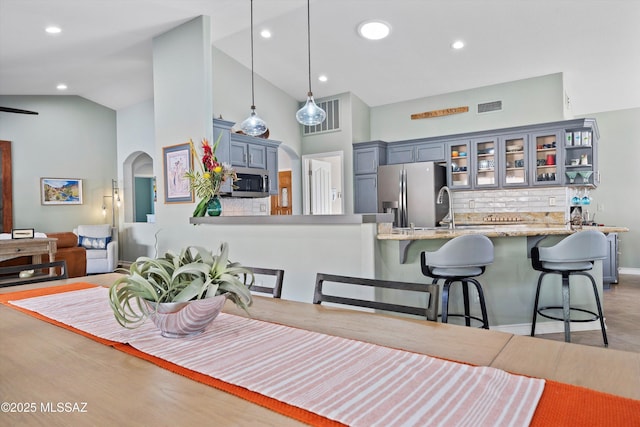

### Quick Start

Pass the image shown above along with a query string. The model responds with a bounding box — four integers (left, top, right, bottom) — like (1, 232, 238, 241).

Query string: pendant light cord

(306, 0, 312, 96)
(250, 0, 256, 109)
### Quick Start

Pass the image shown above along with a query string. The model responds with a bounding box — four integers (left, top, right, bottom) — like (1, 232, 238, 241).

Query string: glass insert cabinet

(531, 130, 562, 186)
(448, 140, 471, 189)
(502, 134, 528, 187)
(473, 137, 498, 188)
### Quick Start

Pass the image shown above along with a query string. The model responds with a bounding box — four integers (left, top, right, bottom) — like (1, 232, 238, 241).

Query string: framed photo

(12, 228, 34, 239)
(163, 143, 194, 203)
(40, 178, 83, 205)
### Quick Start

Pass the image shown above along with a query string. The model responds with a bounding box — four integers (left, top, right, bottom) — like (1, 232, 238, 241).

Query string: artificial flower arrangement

(185, 134, 238, 217)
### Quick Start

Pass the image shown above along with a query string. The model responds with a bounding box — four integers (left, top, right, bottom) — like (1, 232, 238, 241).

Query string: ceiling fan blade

(0, 106, 39, 115)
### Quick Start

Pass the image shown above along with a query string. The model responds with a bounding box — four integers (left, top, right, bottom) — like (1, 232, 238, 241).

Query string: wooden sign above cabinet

(411, 106, 469, 120)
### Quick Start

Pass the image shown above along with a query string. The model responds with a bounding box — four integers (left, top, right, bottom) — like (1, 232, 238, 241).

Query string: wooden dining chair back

(313, 273, 439, 321)
(0, 260, 68, 288)
(248, 267, 285, 298)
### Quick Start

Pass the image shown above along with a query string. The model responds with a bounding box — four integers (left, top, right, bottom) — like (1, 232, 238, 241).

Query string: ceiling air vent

(302, 98, 340, 135)
(477, 100, 503, 114)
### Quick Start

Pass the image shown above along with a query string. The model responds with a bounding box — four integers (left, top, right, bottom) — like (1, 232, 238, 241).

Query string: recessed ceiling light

(318, 75, 328, 83)
(451, 40, 465, 50)
(357, 20, 391, 40)
(56, 84, 67, 91)
(45, 26, 62, 34)
(260, 29, 271, 39)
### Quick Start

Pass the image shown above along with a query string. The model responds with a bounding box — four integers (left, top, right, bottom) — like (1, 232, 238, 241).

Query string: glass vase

(206, 195, 222, 216)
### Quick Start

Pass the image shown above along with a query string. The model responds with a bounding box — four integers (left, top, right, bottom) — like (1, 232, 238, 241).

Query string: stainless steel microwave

(230, 167, 270, 198)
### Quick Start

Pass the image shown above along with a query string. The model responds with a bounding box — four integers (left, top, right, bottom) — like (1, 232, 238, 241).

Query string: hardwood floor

(536, 274, 640, 352)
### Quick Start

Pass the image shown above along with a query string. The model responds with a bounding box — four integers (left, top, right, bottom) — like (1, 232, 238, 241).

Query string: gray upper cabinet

(472, 136, 499, 189)
(230, 140, 266, 169)
(213, 119, 233, 193)
(530, 130, 562, 186)
(353, 118, 599, 209)
(214, 118, 281, 191)
(447, 140, 472, 190)
(416, 144, 445, 162)
(387, 142, 444, 164)
(500, 133, 529, 187)
(563, 122, 599, 187)
(387, 144, 416, 164)
(266, 146, 278, 195)
(354, 148, 378, 174)
(230, 140, 248, 167)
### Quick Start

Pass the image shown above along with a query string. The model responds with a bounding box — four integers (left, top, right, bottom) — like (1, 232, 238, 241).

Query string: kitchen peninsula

(376, 222, 628, 333)
(188, 214, 627, 334)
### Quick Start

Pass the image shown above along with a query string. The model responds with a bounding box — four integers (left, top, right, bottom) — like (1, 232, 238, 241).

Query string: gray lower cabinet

(354, 174, 377, 213)
(353, 141, 386, 213)
(602, 233, 619, 285)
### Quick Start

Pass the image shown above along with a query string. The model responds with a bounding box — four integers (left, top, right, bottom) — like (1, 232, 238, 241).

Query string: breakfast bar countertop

(377, 223, 629, 241)
(190, 213, 393, 226)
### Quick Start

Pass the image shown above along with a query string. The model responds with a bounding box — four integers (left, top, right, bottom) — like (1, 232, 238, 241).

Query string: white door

(309, 159, 332, 215)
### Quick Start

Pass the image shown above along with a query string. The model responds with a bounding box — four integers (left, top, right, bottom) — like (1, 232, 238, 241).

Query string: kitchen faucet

(437, 185, 455, 229)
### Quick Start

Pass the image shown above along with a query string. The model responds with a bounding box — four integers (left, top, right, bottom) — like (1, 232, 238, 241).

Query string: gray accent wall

(0, 95, 116, 233)
(588, 107, 640, 270)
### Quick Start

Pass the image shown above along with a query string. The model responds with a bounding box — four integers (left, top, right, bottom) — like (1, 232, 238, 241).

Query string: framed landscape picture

(40, 178, 83, 205)
(163, 143, 194, 203)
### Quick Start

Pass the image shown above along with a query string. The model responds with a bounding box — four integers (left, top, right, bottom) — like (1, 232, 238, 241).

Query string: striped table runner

(10, 287, 544, 427)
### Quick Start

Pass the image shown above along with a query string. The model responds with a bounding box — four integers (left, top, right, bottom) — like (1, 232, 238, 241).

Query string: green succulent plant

(109, 242, 254, 328)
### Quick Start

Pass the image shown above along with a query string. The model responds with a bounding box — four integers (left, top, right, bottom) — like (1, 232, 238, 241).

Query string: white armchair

(74, 224, 118, 274)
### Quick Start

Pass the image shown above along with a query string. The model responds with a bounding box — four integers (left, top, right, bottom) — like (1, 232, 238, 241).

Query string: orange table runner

(2, 284, 640, 427)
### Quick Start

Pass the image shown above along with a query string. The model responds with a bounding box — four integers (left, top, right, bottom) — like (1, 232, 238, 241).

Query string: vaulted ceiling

(1, 0, 638, 115)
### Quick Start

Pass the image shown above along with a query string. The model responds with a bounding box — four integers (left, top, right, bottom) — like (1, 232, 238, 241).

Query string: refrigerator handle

(400, 169, 408, 228)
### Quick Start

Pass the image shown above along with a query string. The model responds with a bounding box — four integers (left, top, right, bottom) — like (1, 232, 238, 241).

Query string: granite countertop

(377, 223, 629, 241)
(190, 213, 393, 226)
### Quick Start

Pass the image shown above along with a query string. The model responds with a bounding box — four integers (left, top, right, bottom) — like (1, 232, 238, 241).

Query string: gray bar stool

(530, 230, 608, 346)
(420, 234, 494, 329)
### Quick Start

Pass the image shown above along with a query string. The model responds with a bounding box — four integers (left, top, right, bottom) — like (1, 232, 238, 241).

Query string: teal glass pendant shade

(240, 107, 267, 136)
(296, 92, 326, 126)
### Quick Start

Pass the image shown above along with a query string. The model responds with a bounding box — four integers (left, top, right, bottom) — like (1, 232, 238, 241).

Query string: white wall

(371, 73, 565, 141)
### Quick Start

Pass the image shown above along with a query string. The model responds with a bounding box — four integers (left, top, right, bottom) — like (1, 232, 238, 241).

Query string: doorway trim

(301, 151, 344, 215)
(0, 141, 12, 232)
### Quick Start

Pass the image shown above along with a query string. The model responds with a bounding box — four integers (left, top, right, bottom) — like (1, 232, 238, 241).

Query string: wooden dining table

(1, 273, 638, 426)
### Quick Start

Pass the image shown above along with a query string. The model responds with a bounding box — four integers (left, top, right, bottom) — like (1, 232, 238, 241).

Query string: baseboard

(492, 320, 605, 336)
(619, 267, 640, 276)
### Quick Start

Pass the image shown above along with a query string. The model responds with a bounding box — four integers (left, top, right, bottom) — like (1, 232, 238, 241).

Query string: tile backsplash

(452, 187, 570, 223)
(220, 197, 271, 216)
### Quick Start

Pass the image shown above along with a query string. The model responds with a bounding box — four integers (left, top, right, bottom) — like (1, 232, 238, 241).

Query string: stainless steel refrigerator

(377, 162, 448, 228)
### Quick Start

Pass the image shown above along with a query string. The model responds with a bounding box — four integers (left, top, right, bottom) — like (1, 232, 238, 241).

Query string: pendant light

(240, 0, 267, 136)
(296, 0, 326, 126)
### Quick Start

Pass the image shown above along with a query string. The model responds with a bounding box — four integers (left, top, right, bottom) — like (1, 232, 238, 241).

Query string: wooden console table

(0, 238, 57, 274)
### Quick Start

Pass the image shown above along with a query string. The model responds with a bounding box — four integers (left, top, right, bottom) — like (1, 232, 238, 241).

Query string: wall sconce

(102, 179, 120, 227)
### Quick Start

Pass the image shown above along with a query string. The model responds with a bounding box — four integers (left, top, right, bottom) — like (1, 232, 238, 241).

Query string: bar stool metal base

(436, 277, 489, 329)
(531, 270, 608, 347)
